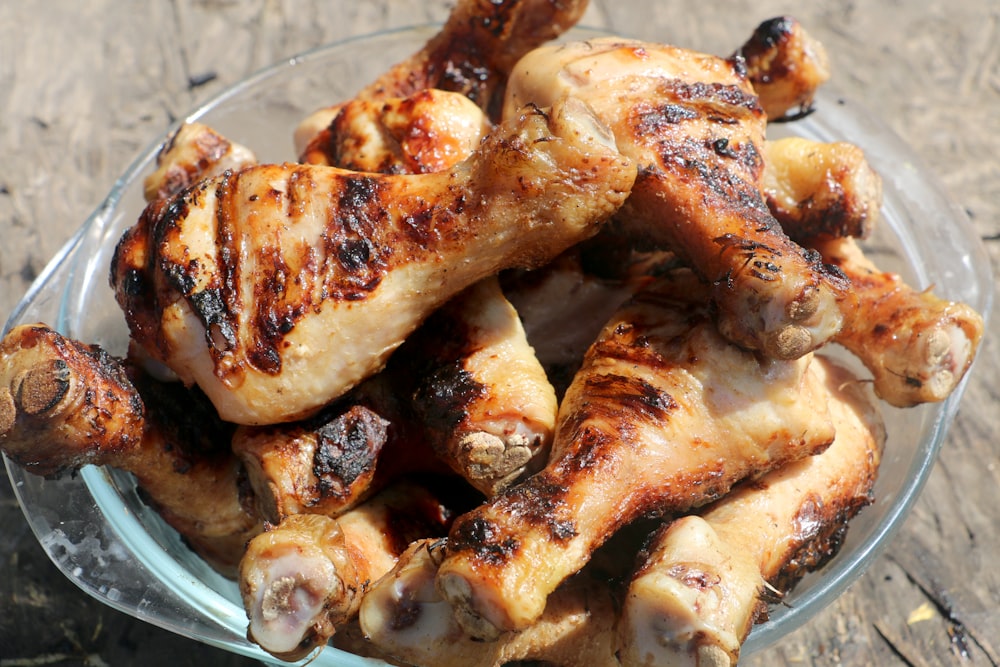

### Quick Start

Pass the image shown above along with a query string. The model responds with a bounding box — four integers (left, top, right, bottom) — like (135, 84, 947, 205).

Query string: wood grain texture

(1, 1, 997, 665)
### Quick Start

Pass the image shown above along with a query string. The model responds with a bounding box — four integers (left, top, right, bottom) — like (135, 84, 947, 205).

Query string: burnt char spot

(667, 80, 763, 114)
(190, 288, 237, 350)
(390, 596, 423, 631)
(448, 516, 520, 565)
(413, 363, 488, 432)
(494, 475, 576, 543)
(312, 405, 390, 499)
(635, 103, 700, 135)
(750, 16, 795, 52)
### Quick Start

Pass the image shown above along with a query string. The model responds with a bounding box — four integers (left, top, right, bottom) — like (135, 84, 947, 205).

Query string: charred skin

(736, 16, 831, 121)
(0, 323, 145, 478)
(436, 270, 837, 636)
(504, 37, 848, 360)
(617, 356, 885, 667)
(239, 481, 454, 661)
(814, 236, 984, 407)
(111, 98, 636, 425)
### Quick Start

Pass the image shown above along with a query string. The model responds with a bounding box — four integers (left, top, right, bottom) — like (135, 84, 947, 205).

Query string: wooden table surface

(1, 1, 997, 665)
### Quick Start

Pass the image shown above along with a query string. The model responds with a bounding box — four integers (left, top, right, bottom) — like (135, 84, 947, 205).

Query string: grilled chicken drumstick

(402, 277, 558, 496)
(436, 269, 837, 637)
(360, 538, 620, 667)
(618, 356, 885, 667)
(239, 480, 454, 661)
(111, 97, 636, 425)
(813, 236, 984, 407)
(505, 37, 848, 360)
(0, 324, 259, 574)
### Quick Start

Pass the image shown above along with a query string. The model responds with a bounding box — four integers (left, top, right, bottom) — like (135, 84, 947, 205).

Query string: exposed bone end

(456, 431, 537, 496)
(0, 388, 16, 436)
(436, 571, 505, 641)
(618, 516, 761, 667)
(240, 514, 358, 661)
(17, 360, 73, 416)
(765, 324, 814, 360)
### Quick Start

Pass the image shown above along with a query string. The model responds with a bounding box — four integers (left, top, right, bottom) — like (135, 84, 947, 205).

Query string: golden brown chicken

(435, 269, 837, 637)
(504, 37, 849, 360)
(762, 136, 883, 243)
(299, 89, 492, 171)
(239, 479, 454, 661)
(735, 16, 831, 121)
(111, 97, 636, 425)
(359, 538, 620, 667)
(618, 356, 885, 667)
(143, 121, 257, 202)
(814, 236, 984, 407)
(293, 0, 590, 148)
(401, 277, 558, 497)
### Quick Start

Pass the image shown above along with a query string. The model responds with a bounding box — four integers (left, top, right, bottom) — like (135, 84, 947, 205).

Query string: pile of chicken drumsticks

(0, 1, 985, 665)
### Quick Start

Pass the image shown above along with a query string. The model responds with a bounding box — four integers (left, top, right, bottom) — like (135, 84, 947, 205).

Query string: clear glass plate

(3, 24, 994, 666)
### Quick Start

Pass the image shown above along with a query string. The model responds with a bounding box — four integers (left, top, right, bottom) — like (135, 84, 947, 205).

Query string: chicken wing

(435, 269, 837, 636)
(814, 236, 984, 406)
(359, 538, 619, 667)
(239, 480, 453, 661)
(504, 37, 848, 360)
(111, 97, 636, 425)
(618, 356, 885, 667)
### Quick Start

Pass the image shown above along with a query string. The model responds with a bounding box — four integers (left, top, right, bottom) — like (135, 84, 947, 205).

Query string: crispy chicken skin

(436, 269, 837, 636)
(618, 356, 885, 667)
(359, 538, 620, 667)
(144, 121, 257, 202)
(239, 481, 453, 661)
(504, 37, 848, 360)
(814, 236, 984, 407)
(111, 98, 636, 425)
(736, 16, 831, 121)
(763, 136, 883, 243)
(299, 89, 492, 171)
(402, 277, 558, 496)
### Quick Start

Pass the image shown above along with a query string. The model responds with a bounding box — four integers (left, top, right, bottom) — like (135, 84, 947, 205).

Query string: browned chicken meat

(239, 480, 454, 661)
(815, 236, 984, 407)
(504, 37, 849, 360)
(735, 16, 831, 121)
(111, 97, 636, 425)
(435, 269, 837, 637)
(762, 136, 883, 243)
(359, 538, 620, 667)
(618, 356, 885, 667)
